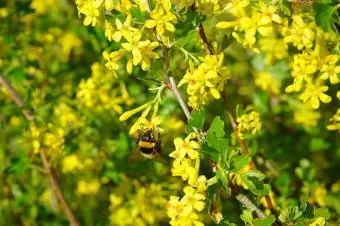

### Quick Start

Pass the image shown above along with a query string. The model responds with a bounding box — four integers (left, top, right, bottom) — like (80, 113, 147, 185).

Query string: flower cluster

(254, 71, 280, 95)
(77, 179, 101, 195)
(293, 103, 321, 128)
(327, 109, 340, 131)
(236, 111, 262, 139)
(109, 183, 168, 226)
(167, 133, 207, 225)
(282, 14, 338, 110)
(76, 0, 177, 75)
(216, 1, 282, 52)
(178, 53, 229, 109)
(77, 62, 133, 113)
(27, 123, 65, 156)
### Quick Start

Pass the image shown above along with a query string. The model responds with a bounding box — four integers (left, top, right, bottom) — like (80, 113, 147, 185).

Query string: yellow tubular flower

(320, 54, 340, 84)
(282, 15, 315, 50)
(145, 2, 176, 42)
(121, 33, 159, 73)
(299, 83, 331, 109)
(78, 2, 100, 26)
(103, 50, 124, 74)
(179, 53, 229, 109)
(216, 1, 281, 51)
(112, 14, 140, 42)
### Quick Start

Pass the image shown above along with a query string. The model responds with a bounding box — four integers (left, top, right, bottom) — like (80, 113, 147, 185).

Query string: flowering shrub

(0, 0, 339, 225)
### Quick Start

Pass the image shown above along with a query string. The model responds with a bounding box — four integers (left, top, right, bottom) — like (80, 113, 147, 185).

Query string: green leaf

(314, 208, 330, 220)
(240, 209, 253, 224)
(202, 143, 220, 162)
(207, 117, 225, 139)
(254, 215, 275, 226)
(188, 109, 206, 132)
(310, 138, 331, 152)
(313, 3, 336, 32)
(174, 30, 197, 48)
(231, 155, 250, 172)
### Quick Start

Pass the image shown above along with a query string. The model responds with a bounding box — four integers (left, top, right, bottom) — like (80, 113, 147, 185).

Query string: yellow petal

(210, 88, 221, 99)
(145, 20, 157, 28)
(319, 93, 331, 103)
(216, 21, 238, 29)
(126, 59, 133, 74)
(132, 48, 142, 65)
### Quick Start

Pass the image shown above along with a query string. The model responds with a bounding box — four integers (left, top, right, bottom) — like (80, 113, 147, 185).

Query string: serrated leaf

(188, 109, 206, 132)
(231, 155, 250, 171)
(314, 208, 330, 220)
(174, 30, 197, 48)
(202, 143, 220, 162)
(254, 215, 275, 226)
(207, 117, 225, 138)
(313, 3, 336, 32)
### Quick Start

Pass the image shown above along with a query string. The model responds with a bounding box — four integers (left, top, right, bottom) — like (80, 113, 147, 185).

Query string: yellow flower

(283, 15, 315, 50)
(309, 217, 325, 226)
(170, 134, 200, 159)
(58, 33, 82, 61)
(236, 111, 262, 139)
(78, 2, 100, 26)
(93, 0, 115, 11)
(320, 54, 339, 84)
(112, 14, 140, 42)
(285, 50, 319, 93)
(327, 109, 340, 131)
(179, 53, 229, 109)
(62, 155, 83, 173)
(181, 186, 205, 215)
(171, 158, 197, 184)
(103, 50, 124, 74)
(167, 196, 185, 219)
(216, 2, 281, 50)
(294, 103, 320, 128)
(121, 34, 159, 73)
(145, 2, 176, 41)
(254, 71, 280, 94)
(77, 180, 101, 195)
(299, 83, 331, 109)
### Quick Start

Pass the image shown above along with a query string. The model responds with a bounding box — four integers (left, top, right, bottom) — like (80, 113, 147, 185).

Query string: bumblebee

(137, 128, 161, 159)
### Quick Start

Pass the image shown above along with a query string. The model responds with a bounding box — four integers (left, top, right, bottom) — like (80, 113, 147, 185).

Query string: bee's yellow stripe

(138, 141, 155, 148)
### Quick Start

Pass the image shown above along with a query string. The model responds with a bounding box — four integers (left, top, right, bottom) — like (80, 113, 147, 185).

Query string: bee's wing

(153, 154, 169, 165)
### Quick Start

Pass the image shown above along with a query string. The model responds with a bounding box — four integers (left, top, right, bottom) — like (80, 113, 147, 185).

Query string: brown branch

(0, 74, 79, 226)
(198, 24, 214, 55)
(0, 75, 34, 121)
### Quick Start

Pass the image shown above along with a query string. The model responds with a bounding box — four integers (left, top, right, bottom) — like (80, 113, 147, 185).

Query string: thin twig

(169, 76, 191, 120)
(198, 24, 213, 55)
(236, 194, 266, 219)
(0, 75, 34, 121)
(0, 73, 79, 226)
